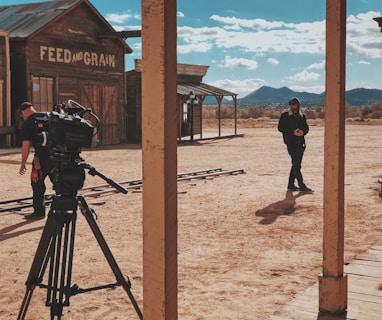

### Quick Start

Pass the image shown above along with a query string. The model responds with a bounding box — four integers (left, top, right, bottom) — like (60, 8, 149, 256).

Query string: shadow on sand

(0, 219, 44, 242)
(255, 190, 311, 224)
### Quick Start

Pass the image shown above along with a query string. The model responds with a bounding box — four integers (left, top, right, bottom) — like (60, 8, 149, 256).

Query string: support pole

(141, 0, 178, 319)
(319, 0, 348, 314)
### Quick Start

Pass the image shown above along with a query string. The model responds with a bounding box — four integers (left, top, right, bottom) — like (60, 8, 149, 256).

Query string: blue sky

(4, 0, 382, 97)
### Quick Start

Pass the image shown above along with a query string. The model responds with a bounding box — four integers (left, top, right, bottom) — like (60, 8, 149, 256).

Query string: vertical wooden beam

(141, 0, 178, 319)
(233, 96, 237, 135)
(319, 0, 348, 314)
(5, 31, 10, 128)
(216, 96, 223, 137)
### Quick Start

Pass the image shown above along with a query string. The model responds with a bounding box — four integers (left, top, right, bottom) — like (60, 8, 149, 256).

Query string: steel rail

(0, 168, 245, 213)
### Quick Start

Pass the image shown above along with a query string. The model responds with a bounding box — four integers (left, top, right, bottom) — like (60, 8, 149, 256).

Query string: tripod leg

(77, 196, 143, 320)
(62, 212, 76, 306)
(46, 211, 77, 320)
(17, 213, 56, 320)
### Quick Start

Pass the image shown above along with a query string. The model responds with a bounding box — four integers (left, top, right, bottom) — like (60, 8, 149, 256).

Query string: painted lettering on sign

(40, 46, 116, 68)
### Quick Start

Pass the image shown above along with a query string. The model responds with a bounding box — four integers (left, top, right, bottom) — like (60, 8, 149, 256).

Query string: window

(0, 80, 3, 123)
(32, 76, 54, 111)
(182, 102, 189, 123)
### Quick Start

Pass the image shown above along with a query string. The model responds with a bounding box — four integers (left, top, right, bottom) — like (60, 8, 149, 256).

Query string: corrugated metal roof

(178, 81, 237, 97)
(0, 0, 82, 38)
(0, 0, 132, 53)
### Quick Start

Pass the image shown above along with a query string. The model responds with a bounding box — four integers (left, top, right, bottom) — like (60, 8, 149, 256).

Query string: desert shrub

(244, 107, 265, 119)
(202, 102, 382, 121)
(203, 106, 216, 119)
(346, 106, 362, 119)
(219, 105, 235, 119)
(361, 103, 382, 119)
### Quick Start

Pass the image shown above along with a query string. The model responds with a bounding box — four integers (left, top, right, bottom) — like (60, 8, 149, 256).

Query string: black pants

(286, 144, 306, 187)
(31, 157, 50, 214)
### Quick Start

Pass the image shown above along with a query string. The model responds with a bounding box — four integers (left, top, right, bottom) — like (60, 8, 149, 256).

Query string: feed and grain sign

(39, 46, 116, 68)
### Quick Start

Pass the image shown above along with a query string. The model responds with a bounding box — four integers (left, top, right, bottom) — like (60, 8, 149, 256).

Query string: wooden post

(319, 0, 348, 314)
(141, 0, 178, 319)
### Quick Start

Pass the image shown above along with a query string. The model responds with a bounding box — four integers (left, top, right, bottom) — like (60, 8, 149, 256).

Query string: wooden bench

(0, 126, 15, 147)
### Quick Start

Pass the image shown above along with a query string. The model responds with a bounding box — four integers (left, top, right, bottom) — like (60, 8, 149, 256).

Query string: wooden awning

(177, 81, 237, 101)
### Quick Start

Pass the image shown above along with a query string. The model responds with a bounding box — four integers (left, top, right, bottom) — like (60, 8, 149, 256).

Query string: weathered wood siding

(126, 70, 201, 142)
(10, 2, 127, 145)
(0, 31, 8, 125)
(0, 30, 12, 147)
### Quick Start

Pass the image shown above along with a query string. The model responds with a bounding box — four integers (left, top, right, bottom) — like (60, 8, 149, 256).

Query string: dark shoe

(300, 186, 313, 192)
(287, 185, 299, 191)
(24, 212, 45, 219)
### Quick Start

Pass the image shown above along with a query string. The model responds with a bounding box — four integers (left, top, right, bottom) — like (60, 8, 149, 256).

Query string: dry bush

(202, 102, 382, 121)
(202, 106, 216, 119)
(361, 103, 382, 119)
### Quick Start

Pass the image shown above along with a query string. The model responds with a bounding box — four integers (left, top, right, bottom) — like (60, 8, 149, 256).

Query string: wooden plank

(345, 263, 382, 278)
(268, 246, 382, 320)
(346, 299, 382, 319)
(347, 259, 382, 268)
(269, 311, 318, 320)
(347, 290, 382, 304)
(271, 288, 382, 320)
(347, 275, 382, 296)
(356, 252, 382, 262)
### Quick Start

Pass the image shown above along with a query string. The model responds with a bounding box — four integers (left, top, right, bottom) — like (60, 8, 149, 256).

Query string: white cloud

(219, 56, 258, 70)
(307, 60, 325, 70)
(208, 78, 267, 97)
(177, 11, 184, 18)
(104, 8, 382, 93)
(178, 42, 213, 54)
(267, 58, 280, 65)
(287, 70, 320, 82)
(105, 12, 136, 24)
(177, 11, 382, 59)
(210, 15, 286, 31)
(177, 19, 326, 56)
(346, 11, 382, 58)
(289, 85, 325, 95)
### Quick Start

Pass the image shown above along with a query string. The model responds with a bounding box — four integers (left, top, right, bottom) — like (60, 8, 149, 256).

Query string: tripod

(17, 163, 143, 320)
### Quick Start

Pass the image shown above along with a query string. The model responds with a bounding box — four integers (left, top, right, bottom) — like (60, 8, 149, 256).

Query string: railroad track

(0, 168, 245, 214)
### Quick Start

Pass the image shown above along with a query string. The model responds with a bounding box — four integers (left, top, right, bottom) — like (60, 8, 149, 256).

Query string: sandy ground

(1, 120, 382, 319)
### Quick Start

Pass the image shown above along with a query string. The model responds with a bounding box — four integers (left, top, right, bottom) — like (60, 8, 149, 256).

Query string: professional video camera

(18, 102, 141, 320)
(35, 100, 100, 195)
(37, 99, 99, 152)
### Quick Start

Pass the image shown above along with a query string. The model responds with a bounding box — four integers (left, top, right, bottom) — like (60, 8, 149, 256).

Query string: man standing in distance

(278, 97, 313, 192)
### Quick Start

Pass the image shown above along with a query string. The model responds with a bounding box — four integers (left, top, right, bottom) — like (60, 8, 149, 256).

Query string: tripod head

(49, 148, 127, 197)
(39, 100, 126, 197)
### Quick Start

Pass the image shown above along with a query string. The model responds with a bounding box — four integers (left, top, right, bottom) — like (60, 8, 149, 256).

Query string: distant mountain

(238, 86, 325, 106)
(230, 86, 382, 107)
(203, 95, 231, 105)
(345, 88, 382, 106)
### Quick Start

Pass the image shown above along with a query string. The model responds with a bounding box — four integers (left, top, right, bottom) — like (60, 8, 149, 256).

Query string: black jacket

(21, 112, 50, 161)
(278, 109, 309, 146)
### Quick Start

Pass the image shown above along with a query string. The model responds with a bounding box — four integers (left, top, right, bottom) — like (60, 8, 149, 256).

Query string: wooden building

(126, 59, 238, 142)
(374, 17, 382, 31)
(0, 0, 132, 146)
(0, 30, 12, 147)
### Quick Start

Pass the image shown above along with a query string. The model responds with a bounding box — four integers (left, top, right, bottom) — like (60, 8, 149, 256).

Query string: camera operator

(19, 102, 51, 219)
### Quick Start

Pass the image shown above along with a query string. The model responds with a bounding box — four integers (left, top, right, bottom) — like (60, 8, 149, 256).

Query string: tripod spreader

(17, 194, 142, 320)
(83, 163, 128, 194)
